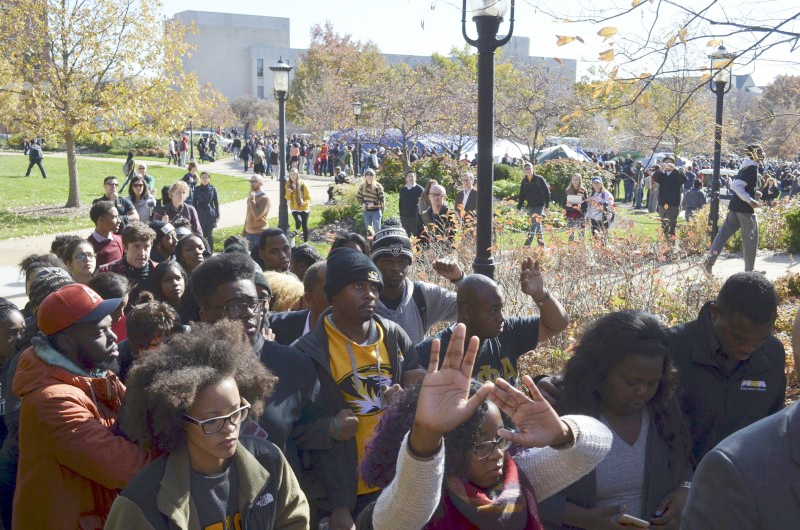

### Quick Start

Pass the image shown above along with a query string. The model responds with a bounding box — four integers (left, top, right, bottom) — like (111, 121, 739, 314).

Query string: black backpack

(412, 281, 427, 327)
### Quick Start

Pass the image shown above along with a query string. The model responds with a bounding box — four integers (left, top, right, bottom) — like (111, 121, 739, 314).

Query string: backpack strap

(412, 281, 427, 328)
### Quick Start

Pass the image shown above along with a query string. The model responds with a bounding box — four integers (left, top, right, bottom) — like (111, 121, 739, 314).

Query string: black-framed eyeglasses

(183, 399, 251, 434)
(473, 431, 514, 460)
(210, 297, 270, 319)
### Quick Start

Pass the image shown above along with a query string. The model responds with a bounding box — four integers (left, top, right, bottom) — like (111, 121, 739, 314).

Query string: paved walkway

(0, 152, 336, 307)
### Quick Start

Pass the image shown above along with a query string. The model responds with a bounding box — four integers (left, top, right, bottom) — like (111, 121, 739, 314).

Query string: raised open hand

(520, 257, 545, 299)
(414, 323, 492, 439)
(490, 375, 571, 448)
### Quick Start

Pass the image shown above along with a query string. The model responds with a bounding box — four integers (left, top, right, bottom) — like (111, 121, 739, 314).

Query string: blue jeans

(624, 179, 634, 202)
(363, 209, 382, 235)
(523, 206, 545, 247)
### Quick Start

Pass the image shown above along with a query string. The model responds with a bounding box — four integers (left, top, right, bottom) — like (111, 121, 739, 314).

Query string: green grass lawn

(0, 154, 249, 240)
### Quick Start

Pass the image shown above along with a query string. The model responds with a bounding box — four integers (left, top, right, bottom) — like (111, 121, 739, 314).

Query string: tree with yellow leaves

(0, 0, 211, 207)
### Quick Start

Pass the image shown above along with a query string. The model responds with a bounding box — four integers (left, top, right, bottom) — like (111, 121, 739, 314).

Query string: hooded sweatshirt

(11, 335, 149, 530)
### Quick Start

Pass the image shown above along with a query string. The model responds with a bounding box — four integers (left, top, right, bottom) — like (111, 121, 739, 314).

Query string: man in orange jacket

(11, 284, 150, 530)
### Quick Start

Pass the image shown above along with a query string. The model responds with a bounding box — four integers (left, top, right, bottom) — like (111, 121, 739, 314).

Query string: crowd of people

(5, 135, 800, 529)
(1, 167, 798, 528)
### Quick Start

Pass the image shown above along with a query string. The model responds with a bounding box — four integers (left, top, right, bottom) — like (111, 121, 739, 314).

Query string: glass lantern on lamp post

(707, 44, 735, 240)
(269, 57, 293, 234)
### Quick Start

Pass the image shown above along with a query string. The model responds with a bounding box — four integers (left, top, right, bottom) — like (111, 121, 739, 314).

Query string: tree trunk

(65, 130, 80, 208)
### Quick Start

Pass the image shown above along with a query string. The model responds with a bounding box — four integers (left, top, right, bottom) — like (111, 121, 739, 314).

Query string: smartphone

(618, 513, 650, 528)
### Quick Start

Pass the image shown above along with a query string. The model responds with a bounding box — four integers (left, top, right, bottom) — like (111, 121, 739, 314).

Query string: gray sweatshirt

(375, 277, 458, 346)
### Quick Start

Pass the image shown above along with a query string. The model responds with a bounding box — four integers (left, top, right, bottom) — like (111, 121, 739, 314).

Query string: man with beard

(11, 284, 150, 528)
(292, 248, 424, 529)
(98, 222, 157, 292)
(190, 253, 331, 480)
(370, 225, 463, 345)
(416, 257, 569, 385)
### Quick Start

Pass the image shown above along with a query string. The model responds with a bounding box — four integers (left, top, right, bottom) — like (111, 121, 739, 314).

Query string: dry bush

(409, 219, 721, 379)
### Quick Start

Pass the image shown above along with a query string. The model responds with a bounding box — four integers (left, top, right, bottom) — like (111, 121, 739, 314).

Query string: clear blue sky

(160, 0, 798, 85)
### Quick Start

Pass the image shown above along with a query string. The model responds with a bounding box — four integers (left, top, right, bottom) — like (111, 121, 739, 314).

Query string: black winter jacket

(518, 175, 551, 210)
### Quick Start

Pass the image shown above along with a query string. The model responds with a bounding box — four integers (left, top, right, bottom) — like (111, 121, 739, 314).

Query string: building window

(257, 86, 264, 98)
(257, 59, 264, 78)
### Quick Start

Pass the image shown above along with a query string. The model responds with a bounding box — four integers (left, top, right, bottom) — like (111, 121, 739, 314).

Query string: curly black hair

(50, 235, 83, 263)
(361, 380, 506, 488)
(191, 252, 256, 308)
(558, 310, 692, 469)
(121, 320, 277, 452)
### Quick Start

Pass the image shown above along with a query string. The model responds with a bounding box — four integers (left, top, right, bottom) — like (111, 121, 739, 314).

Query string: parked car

(183, 130, 232, 147)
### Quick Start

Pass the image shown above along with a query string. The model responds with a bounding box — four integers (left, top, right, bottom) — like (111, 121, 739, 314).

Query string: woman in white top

(358, 323, 612, 530)
(586, 177, 615, 239)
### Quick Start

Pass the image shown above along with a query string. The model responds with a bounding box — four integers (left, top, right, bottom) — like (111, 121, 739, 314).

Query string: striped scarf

(429, 454, 542, 530)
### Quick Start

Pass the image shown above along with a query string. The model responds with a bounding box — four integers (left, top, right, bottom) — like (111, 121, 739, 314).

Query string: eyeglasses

(210, 297, 270, 319)
(73, 252, 96, 261)
(473, 432, 514, 459)
(138, 166, 145, 170)
(429, 193, 445, 197)
(105, 182, 119, 187)
(183, 399, 251, 434)
(132, 183, 144, 187)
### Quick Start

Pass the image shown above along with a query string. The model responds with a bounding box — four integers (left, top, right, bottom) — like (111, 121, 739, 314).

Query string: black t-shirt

(729, 163, 759, 214)
(416, 316, 540, 384)
(653, 169, 687, 207)
(190, 462, 239, 529)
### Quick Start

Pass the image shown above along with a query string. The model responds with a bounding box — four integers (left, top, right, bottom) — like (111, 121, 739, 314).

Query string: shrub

(785, 205, 800, 252)
(493, 164, 524, 182)
(409, 225, 721, 377)
(412, 155, 464, 192)
(774, 272, 800, 304)
(494, 178, 521, 200)
(377, 153, 405, 192)
(725, 198, 795, 252)
(536, 159, 613, 206)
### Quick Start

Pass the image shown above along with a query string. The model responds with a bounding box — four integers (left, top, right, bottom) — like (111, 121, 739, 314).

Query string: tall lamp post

(353, 101, 362, 176)
(189, 115, 194, 161)
(707, 44, 735, 240)
(462, 0, 514, 279)
(270, 57, 293, 234)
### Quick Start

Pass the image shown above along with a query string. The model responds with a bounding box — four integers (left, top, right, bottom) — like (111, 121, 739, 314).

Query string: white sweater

(372, 415, 613, 530)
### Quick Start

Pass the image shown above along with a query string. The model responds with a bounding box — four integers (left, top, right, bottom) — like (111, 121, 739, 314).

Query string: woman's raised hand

(490, 375, 572, 448)
(409, 324, 492, 456)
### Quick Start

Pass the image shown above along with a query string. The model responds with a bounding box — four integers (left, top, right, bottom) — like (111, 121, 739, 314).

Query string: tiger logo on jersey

(336, 365, 393, 416)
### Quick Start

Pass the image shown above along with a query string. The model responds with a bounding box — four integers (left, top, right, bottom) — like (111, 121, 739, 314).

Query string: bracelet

(535, 290, 550, 307)
(678, 481, 692, 489)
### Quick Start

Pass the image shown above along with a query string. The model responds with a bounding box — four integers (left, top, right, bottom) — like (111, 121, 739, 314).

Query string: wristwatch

(535, 290, 550, 307)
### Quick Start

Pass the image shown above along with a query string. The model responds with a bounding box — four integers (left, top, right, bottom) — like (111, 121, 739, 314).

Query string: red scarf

(427, 454, 543, 530)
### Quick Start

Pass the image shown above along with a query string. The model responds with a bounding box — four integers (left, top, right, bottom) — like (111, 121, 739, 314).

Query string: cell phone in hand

(618, 514, 650, 528)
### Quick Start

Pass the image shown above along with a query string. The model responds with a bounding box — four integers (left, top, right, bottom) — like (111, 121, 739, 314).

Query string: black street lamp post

(707, 44, 735, 240)
(270, 57, 293, 234)
(353, 101, 362, 176)
(462, 0, 514, 279)
(189, 116, 194, 162)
